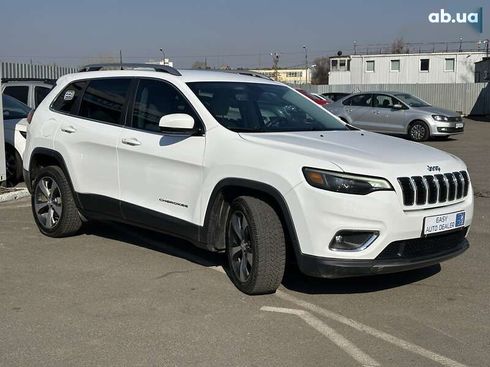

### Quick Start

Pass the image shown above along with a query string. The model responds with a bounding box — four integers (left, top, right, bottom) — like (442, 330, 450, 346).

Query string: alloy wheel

(411, 124, 426, 141)
(34, 176, 63, 229)
(228, 210, 254, 283)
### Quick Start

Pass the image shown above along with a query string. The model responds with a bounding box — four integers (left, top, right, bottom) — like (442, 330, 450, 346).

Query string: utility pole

(353, 40, 357, 55)
(159, 48, 166, 65)
(459, 37, 463, 52)
(270, 52, 280, 81)
(302, 45, 308, 84)
(119, 50, 123, 69)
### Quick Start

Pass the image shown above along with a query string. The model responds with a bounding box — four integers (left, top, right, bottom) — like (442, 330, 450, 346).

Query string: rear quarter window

(51, 81, 88, 115)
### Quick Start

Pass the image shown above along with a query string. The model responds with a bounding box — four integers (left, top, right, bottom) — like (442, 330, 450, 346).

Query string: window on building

(79, 78, 131, 124)
(132, 79, 199, 132)
(445, 58, 455, 72)
(3, 86, 29, 105)
(420, 58, 430, 72)
(390, 59, 400, 72)
(331, 59, 338, 71)
(366, 60, 375, 72)
(339, 60, 346, 71)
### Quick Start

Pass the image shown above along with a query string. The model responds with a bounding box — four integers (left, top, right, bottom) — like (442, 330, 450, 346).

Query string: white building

(329, 51, 487, 85)
(250, 67, 312, 84)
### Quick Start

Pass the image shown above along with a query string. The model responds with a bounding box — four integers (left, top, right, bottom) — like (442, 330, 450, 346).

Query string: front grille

(397, 171, 469, 206)
(376, 228, 468, 260)
(447, 116, 462, 122)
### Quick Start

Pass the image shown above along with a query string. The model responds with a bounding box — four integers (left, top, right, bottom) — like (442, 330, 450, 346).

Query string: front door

(369, 94, 407, 133)
(117, 78, 206, 234)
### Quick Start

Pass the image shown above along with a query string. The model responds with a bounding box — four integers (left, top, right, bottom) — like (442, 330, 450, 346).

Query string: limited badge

(64, 90, 75, 101)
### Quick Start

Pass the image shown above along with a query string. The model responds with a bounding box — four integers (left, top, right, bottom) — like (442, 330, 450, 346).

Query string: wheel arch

(27, 148, 78, 205)
(201, 178, 301, 263)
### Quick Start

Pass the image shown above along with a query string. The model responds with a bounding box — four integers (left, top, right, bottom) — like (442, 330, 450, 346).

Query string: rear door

(52, 78, 132, 215)
(342, 93, 373, 129)
(117, 78, 205, 230)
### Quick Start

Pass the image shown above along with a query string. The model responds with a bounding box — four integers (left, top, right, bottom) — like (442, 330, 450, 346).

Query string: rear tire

(408, 121, 430, 142)
(5, 146, 23, 187)
(225, 196, 286, 295)
(31, 166, 82, 237)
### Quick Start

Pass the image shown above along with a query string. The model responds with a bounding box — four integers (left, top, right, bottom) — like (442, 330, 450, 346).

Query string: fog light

(329, 231, 379, 251)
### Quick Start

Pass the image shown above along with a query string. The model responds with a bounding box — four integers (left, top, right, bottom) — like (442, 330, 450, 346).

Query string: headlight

(303, 168, 393, 195)
(432, 115, 449, 122)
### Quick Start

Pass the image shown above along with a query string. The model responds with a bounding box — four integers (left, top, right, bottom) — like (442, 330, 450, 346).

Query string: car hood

(239, 130, 465, 178)
(413, 106, 460, 117)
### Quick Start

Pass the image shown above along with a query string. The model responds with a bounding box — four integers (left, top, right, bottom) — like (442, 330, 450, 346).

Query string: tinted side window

(344, 94, 372, 107)
(132, 79, 198, 132)
(4, 86, 29, 105)
(374, 94, 396, 108)
(79, 79, 131, 124)
(35, 86, 52, 107)
(52, 81, 87, 115)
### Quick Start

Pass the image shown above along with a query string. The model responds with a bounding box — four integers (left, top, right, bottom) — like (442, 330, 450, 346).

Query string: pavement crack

(154, 269, 199, 280)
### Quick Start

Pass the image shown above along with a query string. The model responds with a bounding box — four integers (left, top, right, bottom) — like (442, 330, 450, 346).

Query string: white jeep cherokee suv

(23, 64, 473, 295)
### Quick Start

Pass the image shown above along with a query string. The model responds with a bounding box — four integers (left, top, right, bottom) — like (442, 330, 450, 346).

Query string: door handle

(121, 137, 141, 146)
(61, 126, 76, 134)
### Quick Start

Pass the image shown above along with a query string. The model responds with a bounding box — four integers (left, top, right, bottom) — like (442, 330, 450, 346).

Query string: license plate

(456, 123, 464, 128)
(424, 211, 465, 235)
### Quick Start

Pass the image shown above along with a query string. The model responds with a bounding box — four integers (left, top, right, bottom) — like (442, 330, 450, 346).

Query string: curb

(0, 188, 30, 203)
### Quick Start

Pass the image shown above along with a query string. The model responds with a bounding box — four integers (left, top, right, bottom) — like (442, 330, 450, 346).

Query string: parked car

(24, 64, 473, 295)
(295, 88, 329, 106)
(311, 92, 333, 104)
(326, 91, 464, 141)
(1, 78, 54, 109)
(321, 92, 350, 102)
(3, 94, 30, 185)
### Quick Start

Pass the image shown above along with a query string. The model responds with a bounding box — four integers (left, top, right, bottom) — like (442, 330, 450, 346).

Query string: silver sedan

(326, 91, 464, 141)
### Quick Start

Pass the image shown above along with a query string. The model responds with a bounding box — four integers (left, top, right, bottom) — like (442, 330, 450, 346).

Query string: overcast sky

(0, 0, 487, 68)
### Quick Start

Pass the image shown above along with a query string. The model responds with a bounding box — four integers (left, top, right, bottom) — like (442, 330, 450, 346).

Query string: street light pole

(302, 45, 308, 84)
(159, 48, 166, 65)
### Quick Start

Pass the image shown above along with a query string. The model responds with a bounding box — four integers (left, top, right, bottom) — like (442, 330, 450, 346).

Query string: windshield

(187, 82, 347, 132)
(394, 93, 431, 108)
(2, 94, 31, 120)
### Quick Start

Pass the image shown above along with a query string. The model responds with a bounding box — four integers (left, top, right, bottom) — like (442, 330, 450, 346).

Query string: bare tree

(391, 37, 409, 54)
(311, 57, 329, 85)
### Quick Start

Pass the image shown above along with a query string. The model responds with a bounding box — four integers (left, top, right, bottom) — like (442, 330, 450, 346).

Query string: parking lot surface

(1, 119, 489, 367)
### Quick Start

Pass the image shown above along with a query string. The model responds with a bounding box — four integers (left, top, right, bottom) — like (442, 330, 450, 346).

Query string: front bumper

(297, 228, 469, 278)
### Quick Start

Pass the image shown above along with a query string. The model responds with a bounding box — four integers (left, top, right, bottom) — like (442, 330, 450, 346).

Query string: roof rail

(1, 77, 56, 84)
(224, 70, 273, 80)
(78, 63, 182, 76)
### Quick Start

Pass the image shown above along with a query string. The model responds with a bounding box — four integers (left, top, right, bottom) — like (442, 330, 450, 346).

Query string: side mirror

(393, 104, 403, 110)
(159, 113, 195, 132)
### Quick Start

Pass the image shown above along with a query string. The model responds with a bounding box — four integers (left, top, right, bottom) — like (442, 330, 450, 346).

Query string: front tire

(226, 196, 286, 295)
(408, 121, 430, 142)
(31, 166, 82, 237)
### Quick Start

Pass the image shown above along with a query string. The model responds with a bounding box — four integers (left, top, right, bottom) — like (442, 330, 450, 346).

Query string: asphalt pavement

(1, 119, 489, 367)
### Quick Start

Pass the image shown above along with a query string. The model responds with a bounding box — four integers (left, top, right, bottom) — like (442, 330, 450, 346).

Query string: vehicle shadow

(281, 263, 441, 295)
(80, 221, 441, 295)
(81, 220, 226, 268)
